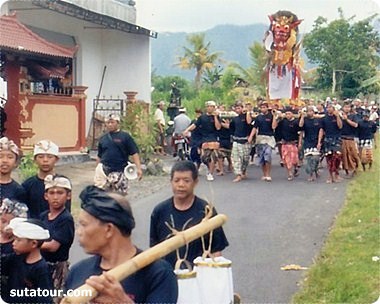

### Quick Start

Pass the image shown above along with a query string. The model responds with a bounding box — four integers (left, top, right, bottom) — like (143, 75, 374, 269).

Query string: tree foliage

(176, 33, 222, 89)
(232, 41, 267, 96)
(303, 11, 380, 97)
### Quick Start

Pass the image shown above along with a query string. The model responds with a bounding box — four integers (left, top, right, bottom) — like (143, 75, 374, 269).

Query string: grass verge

(292, 145, 380, 303)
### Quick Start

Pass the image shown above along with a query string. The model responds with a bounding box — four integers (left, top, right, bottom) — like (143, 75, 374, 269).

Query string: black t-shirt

(22, 175, 71, 219)
(252, 113, 274, 136)
(0, 180, 26, 203)
(40, 209, 74, 262)
(218, 126, 232, 148)
(358, 120, 377, 140)
(230, 114, 251, 139)
(302, 117, 322, 149)
(150, 196, 229, 268)
(0, 241, 14, 255)
(277, 118, 300, 142)
(97, 130, 139, 172)
(1, 254, 53, 303)
(321, 114, 341, 138)
(194, 114, 220, 143)
(65, 252, 178, 304)
(341, 114, 358, 137)
(190, 119, 202, 147)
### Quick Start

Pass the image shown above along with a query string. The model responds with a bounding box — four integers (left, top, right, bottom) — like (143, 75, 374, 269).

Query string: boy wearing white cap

(40, 174, 74, 292)
(0, 137, 26, 203)
(1, 218, 53, 303)
(22, 140, 71, 218)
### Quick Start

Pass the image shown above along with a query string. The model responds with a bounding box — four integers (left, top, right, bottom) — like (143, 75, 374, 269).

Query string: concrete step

(56, 151, 91, 166)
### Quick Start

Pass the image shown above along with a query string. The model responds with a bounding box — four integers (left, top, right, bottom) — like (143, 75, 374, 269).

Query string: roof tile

(0, 13, 76, 58)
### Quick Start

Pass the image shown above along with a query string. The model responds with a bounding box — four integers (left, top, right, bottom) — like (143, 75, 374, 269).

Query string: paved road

(69, 156, 348, 303)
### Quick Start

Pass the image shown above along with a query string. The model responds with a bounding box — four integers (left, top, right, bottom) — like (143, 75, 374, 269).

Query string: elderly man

(65, 186, 178, 303)
(97, 114, 143, 194)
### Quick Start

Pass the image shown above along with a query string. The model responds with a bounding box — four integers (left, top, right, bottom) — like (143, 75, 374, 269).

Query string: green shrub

(18, 152, 38, 180)
(122, 102, 156, 163)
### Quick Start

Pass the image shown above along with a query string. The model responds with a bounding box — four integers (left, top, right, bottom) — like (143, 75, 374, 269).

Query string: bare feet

(233, 175, 242, 183)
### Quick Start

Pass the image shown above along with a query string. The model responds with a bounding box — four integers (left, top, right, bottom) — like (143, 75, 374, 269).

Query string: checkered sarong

(231, 141, 251, 175)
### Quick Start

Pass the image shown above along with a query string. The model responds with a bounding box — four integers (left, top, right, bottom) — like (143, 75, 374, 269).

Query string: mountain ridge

(151, 23, 268, 79)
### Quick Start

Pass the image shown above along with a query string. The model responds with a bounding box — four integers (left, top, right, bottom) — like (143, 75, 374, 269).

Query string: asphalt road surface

(69, 156, 348, 303)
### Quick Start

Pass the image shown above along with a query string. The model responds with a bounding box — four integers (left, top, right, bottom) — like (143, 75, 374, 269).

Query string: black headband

(79, 186, 135, 233)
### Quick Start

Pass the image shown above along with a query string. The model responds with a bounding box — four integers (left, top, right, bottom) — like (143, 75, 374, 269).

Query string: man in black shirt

(299, 106, 323, 181)
(65, 186, 178, 303)
(184, 101, 221, 181)
(277, 107, 301, 180)
(248, 102, 278, 181)
(317, 103, 343, 183)
(340, 102, 360, 177)
(97, 114, 143, 194)
(229, 101, 252, 182)
(357, 111, 377, 171)
(150, 161, 229, 268)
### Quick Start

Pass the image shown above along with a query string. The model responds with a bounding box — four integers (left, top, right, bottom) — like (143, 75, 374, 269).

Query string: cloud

(135, 0, 380, 33)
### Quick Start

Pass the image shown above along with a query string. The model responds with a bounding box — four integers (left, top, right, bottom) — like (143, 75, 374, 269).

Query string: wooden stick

(61, 214, 228, 304)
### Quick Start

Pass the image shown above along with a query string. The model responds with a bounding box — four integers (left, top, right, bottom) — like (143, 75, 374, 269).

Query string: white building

(1, 0, 156, 134)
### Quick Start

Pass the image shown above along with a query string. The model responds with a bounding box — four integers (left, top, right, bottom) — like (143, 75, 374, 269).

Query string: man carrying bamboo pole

(150, 160, 229, 268)
(64, 186, 178, 303)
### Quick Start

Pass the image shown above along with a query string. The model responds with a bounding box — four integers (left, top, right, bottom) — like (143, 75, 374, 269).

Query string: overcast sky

(135, 0, 380, 33)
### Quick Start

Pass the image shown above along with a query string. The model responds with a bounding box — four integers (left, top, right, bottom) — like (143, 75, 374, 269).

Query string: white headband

(44, 175, 72, 190)
(34, 140, 59, 156)
(9, 218, 50, 240)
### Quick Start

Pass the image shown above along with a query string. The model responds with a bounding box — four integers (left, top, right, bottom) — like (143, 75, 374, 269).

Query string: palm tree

(231, 42, 267, 96)
(176, 33, 221, 89)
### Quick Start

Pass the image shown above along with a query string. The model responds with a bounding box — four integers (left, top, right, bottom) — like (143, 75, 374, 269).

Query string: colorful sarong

(360, 147, 373, 164)
(326, 152, 342, 175)
(341, 138, 360, 171)
(281, 143, 299, 170)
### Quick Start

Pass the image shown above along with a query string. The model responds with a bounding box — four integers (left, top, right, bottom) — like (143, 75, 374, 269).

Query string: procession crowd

(164, 97, 378, 184)
(0, 95, 377, 303)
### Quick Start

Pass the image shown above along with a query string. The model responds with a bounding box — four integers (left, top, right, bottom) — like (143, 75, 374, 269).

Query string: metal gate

(90, 98, 125, 149)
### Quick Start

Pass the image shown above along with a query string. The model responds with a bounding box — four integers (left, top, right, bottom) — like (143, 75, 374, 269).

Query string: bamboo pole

(61, 214, 228, 304)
